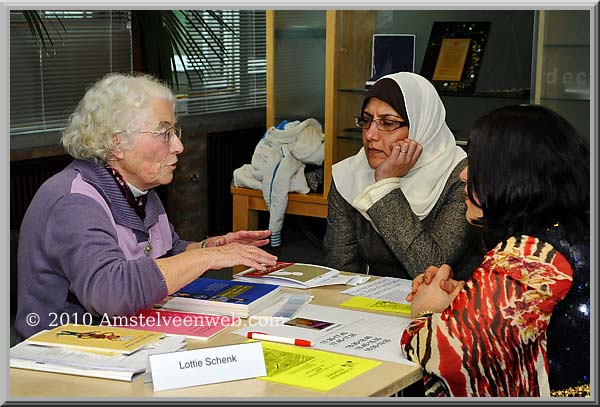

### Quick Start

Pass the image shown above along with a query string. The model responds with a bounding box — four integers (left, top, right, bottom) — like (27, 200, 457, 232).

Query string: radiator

(206, 127, 264, 236)
(10, 155, 73, 229)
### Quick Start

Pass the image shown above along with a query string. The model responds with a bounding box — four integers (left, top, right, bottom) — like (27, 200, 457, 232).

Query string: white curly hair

(61, 72, 176, 161)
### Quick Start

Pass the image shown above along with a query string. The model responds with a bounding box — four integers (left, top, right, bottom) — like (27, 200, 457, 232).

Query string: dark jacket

(324, 159, 485, 280)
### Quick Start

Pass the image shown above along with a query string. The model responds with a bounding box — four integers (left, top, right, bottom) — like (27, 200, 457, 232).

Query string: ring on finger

(247, 252, 253, 259)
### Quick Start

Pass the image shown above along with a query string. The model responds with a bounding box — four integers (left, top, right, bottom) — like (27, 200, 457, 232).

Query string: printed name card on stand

(147, 342, 266, 392)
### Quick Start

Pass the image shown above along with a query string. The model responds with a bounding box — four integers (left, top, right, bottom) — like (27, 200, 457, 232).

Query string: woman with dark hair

(323, 72, 485, 280)
(402, 104, 590, 397)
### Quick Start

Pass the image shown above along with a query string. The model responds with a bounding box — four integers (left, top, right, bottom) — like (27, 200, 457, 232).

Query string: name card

(148, 342, 266, 392)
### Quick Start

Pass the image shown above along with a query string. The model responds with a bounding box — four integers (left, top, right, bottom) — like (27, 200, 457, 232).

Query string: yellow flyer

(339, 296, 411, 315)
(26, 323, 164, 355)
(255, 340, 381, 392)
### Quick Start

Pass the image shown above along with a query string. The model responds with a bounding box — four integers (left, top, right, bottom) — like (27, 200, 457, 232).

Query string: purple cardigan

(15, 159, 190, 340)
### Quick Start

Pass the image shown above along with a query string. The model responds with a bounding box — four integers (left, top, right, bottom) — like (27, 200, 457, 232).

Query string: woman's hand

(407, 264, 464, 318)
(204, 243, 277, 271)
(158, 242, 278, 294)
(374, 139, 422, 181)
(406, 265, 463, 302)
(188, 230, 272, 250)
(211, 230, 272, 247)
(406, 265, 439, 302)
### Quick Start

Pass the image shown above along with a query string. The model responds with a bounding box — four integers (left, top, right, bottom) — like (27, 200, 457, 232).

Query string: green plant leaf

(22, 10, 235, 90)
(22, 11, 67, 56)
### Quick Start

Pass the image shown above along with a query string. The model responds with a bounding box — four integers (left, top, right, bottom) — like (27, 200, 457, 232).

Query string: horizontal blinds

(10, 10, 265, 138)
(10, 11, 132, 136)
(182, 10, 266, 115)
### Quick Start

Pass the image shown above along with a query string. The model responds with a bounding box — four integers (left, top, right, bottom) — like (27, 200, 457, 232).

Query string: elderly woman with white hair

(324, 72, 485, 280)
(15, 73, 277, 341)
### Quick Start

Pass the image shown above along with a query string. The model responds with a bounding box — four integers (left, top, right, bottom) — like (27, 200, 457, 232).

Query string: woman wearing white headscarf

(323, 72, 484, 280)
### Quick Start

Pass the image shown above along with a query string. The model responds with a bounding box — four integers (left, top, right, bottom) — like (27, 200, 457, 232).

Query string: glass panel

(273, 10, 326, 126)
(334, 11, 376, 163)
(534, 10, 590, 141)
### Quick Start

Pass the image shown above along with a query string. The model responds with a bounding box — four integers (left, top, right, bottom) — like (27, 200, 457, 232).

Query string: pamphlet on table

(339, 296, 411, 314)
(257, 340, 381, 392)
(24, 323, 164, 355)
(234, 262, 358, 289)
(341, 276, 413, 304)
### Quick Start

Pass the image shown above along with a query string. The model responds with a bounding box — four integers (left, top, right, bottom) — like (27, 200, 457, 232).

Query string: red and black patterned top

(401, 235, 573, 397)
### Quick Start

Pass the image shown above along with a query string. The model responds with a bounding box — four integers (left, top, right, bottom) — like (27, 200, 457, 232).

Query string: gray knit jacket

(323, 159, 485, 280)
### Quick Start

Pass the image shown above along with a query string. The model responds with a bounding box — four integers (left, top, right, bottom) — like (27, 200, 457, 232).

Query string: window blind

(10, 11, 132, 137)
(180, 10, 266, 115)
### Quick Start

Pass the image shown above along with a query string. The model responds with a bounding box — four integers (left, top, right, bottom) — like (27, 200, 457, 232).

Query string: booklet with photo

(233, 262, 343, 289)
(25, 323, 164, 355)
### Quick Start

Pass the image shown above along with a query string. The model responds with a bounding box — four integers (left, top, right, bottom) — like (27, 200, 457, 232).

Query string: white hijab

(332, 72, 466, 220)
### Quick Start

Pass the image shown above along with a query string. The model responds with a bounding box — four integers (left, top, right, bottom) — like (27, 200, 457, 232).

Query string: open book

(234, 262, 348, 289)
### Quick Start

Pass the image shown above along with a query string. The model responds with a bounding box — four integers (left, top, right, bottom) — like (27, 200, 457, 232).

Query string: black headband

(361, 78, 409, 127)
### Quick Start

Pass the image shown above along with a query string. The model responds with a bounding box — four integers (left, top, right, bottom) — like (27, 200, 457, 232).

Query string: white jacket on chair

(233, 118, 324, 246)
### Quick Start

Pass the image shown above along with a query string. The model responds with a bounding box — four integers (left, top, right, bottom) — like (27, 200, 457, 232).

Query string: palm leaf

(21, 10, 66, 56)
(131, 10, 237, 89)
(22, 10, 237, 89)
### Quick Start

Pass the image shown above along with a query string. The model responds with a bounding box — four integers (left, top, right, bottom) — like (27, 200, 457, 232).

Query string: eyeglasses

(354, 116, 408, 132)
(140, 126, 183, 144)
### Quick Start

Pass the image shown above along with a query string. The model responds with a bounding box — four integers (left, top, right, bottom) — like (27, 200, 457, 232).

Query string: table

(9, 282, 422, 398)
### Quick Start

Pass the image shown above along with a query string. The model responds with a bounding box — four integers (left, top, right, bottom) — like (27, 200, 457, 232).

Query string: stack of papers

(11, 334, 185, 381)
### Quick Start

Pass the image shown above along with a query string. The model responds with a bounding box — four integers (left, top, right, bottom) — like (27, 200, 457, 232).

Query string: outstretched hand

(204, 242, 277, 271)
(374, 139, 422, 181)
(208, 230, 272, 248)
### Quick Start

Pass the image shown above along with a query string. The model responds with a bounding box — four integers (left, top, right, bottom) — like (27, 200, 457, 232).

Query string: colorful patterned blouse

(401, 235, 573, 397)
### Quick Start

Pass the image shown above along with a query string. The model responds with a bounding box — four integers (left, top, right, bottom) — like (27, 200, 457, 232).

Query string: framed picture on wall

(420, 21, 491, 95)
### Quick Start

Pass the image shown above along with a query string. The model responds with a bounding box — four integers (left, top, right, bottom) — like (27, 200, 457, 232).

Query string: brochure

(25, 323, 164, 355)
(234, 262, 344, 289)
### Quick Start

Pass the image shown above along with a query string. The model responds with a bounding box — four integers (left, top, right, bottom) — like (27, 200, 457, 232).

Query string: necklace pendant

(144, 241, 153, 256)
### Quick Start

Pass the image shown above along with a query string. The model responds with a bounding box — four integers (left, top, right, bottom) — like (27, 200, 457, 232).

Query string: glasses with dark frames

(354, 116, 408, 132)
